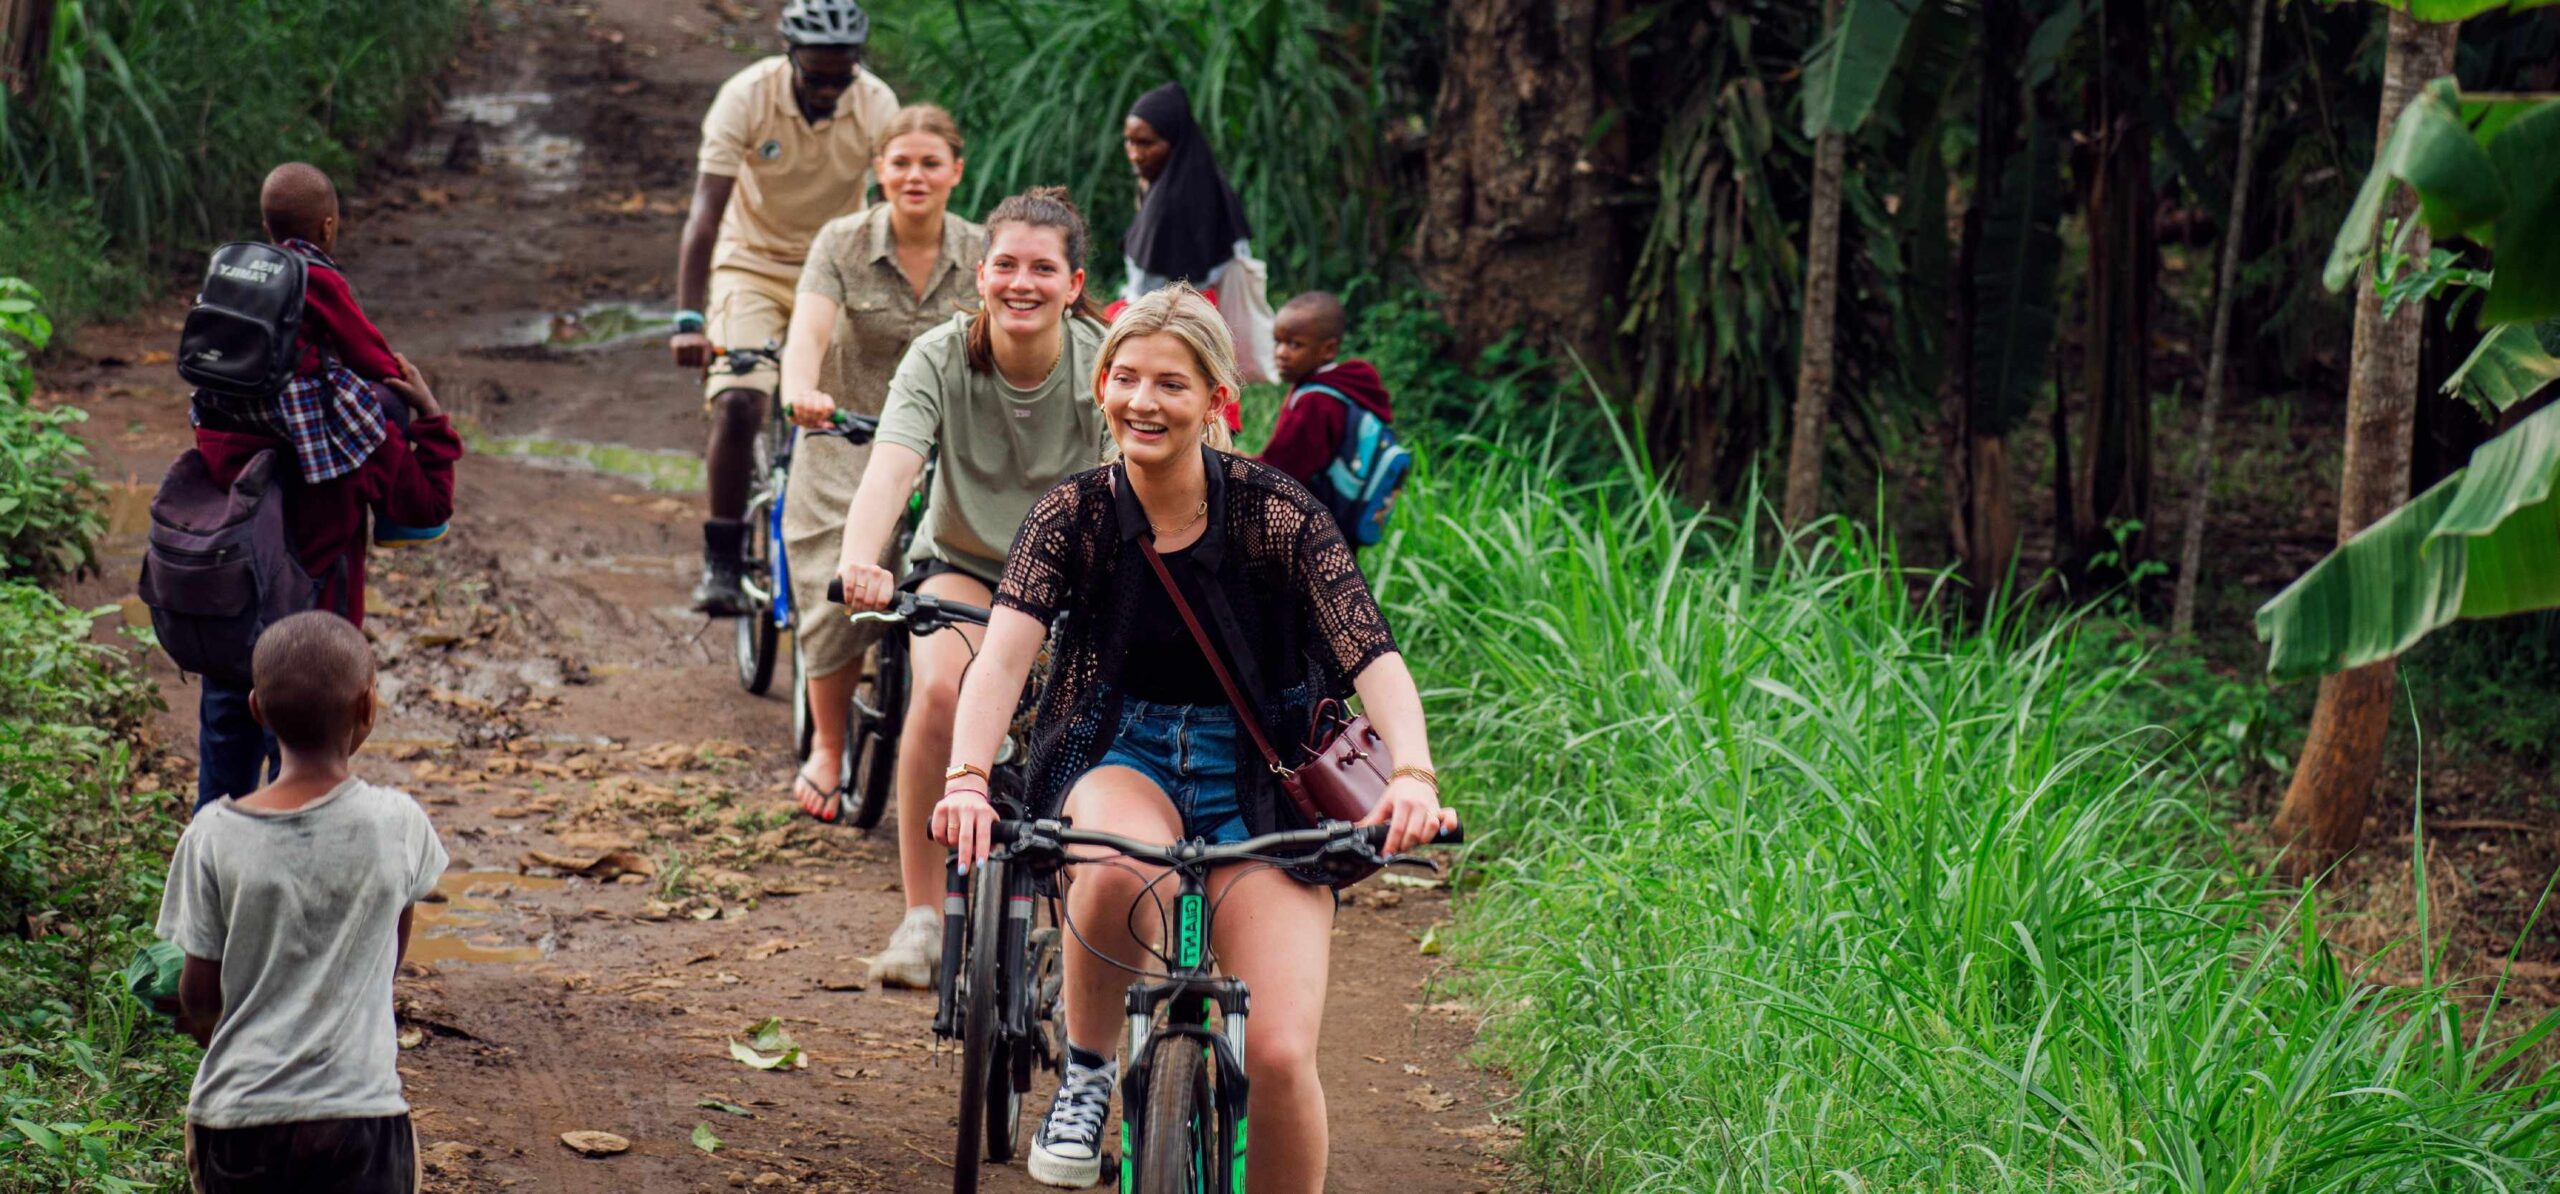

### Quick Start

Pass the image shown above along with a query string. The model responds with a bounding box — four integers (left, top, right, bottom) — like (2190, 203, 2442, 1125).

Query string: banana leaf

(1968, 116, 2064, 439)
(2482, 99, 2560, 323)
(2258, 399, 2560, 678)
(2443, 319, 2560, 414)
(2325, 81, 2560, 321)
(2384, 0, 2560, 17)
(1800, 0, 1926, 138)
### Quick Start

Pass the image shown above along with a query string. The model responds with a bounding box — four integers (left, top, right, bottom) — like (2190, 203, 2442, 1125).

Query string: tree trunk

(2, 0, 52, 97)
(2070, 0, 2158, 577)
(2271, 10, 2459, 876)
(1414, 0, 1621, 367)
(2170, 0, 2270, 638)
(1784, 0, 1849, 529)
(1949, 0, 2027, 596)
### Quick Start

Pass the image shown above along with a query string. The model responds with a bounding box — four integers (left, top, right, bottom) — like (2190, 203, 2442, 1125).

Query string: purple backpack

(135, 449, 322, 682)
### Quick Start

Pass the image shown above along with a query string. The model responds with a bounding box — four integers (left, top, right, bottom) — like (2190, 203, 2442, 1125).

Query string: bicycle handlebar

(823, 582, 995, 633)
(799, 410, 879, 444)
(989, 817, 1462, 871)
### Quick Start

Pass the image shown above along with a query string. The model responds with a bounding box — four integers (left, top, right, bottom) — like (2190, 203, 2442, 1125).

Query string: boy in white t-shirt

(156, 611, 448, 1193)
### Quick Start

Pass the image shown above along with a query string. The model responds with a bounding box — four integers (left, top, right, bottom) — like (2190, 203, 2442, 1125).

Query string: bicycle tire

(953, 858, 1008, 1192)
(1135, 1035, 1215, 1194)
(845, 639, 901, 829)
(734, 517, 779, 695)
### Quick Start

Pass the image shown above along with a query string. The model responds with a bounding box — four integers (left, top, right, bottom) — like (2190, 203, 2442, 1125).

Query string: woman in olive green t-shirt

(832, 187, 1111, 988)
(778, 105, 986, 826)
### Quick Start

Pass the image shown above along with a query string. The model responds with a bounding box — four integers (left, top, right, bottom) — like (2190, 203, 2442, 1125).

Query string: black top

(995, 447, 1396, 836)
(1119, 542, 1235, 707)
(1123, 82, 1252, 285)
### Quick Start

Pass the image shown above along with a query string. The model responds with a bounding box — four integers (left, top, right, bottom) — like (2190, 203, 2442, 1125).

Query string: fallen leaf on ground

(1406, 1085, 1459, 1112)
(697, 1097, 755, 1117)
(559, 830, 639, 853)
(690, 1122, 723, 1153)
(728, 1038, 807, 1071)
(744, 1017, 799, 1052)
(743, 938, 803, 961)
(139, 349, 174, 365)
(397, 1026, 425, 1049)
(818, 974, 867, 992)
(521, 849, 655, 880)
(559, 1130, 630, 1156)
(489, 806, 540, 819)
(1380, 872, 1443, 890)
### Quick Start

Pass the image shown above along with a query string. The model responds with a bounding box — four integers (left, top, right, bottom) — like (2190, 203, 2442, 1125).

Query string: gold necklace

(1150, 498, 1208, 538)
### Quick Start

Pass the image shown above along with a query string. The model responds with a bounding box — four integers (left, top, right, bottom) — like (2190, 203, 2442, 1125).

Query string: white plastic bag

(1216, 249, 1278, 384)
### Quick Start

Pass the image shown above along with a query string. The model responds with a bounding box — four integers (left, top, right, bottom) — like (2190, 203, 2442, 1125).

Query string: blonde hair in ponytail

(1094, 283, 1237, 456)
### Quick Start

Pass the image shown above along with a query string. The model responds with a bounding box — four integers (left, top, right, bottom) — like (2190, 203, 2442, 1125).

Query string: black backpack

(135, 449, 324, 683)
(177, 242, 307, 400)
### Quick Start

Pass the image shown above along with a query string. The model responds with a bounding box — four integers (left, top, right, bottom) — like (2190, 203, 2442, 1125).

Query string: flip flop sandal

(793, 766, 848, 825)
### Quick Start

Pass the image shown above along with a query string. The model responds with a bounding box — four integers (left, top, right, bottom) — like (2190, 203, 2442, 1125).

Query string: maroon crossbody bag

(1137, 536, 1393, 831)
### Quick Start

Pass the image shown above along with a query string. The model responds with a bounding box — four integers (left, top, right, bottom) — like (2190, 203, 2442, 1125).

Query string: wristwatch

(944, 762, 990, 784)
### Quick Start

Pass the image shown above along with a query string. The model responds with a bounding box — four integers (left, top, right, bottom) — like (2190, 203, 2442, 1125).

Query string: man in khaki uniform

(669, 0, 898, 614)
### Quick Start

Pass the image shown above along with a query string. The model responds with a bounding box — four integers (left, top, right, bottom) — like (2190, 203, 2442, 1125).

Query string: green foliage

(2259, 398, 2560, 678)
(863, 0, 1436, 293)
(2401, 610, 2560, 765)
(2445, 318, 2560, 414)
(2327, 80, 2560, 323)
(0, 279, 103, 580)
(0, 0, 470, 328)
(1380, 417, 2560, 1188)
(1799, 0, 1925, 138)
(0, 576, 181, 1192)
(1969, 116, 2068, 438)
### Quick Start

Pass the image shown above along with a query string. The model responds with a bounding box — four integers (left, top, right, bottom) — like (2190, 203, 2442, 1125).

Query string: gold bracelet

(1391, 765, 1439, 793)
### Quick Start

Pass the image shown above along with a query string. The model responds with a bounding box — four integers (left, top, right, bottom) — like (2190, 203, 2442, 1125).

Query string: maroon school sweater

(192, 415, 462, 626)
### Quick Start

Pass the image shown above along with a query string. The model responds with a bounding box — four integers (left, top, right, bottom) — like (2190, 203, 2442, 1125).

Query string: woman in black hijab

(1119, 82, 1254, 303)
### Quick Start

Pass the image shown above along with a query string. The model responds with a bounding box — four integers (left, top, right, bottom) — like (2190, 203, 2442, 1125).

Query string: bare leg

(1056, 768, 1182, 1055)
(1207, 865, 1334, 1194)
(703, 388, 763, 521)
(893, 569, 992, 910)
(797, 659, 859, 816)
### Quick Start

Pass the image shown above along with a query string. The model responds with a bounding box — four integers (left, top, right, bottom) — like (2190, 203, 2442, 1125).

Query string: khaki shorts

(701, 267, 795, 408)
(784, 432, 896, 680)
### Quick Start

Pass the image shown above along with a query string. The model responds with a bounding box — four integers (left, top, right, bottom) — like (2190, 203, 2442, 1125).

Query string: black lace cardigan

(993, 447, 1398, 834)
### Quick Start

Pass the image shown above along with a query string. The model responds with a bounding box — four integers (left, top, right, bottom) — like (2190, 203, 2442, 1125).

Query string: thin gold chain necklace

(1150, 497, 1208, 538)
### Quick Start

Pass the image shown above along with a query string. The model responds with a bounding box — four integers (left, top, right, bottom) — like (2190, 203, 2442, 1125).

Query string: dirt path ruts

(57, 1, 1511, 1189)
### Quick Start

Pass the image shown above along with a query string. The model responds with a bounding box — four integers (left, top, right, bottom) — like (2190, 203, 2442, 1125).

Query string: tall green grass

(864, 0, 1437, 292)
(1378, 423, 2560, 1189)
(0, 0, 468, 327)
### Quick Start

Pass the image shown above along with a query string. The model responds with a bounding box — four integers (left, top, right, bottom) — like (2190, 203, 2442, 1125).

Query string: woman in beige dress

(778, 104, 985, 823)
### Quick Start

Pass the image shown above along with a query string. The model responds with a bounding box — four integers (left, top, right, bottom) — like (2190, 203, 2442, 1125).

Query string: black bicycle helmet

(778, 0, 869, 46)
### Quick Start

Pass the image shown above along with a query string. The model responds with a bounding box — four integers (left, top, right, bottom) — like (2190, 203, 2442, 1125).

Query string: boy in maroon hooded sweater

(1255, 291, 1393, 542)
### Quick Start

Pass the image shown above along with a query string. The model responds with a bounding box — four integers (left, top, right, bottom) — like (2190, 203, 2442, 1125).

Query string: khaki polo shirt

(875, 312, 1113, 582)
(797, 205, 988, 414)
(698, 56, 900, 282)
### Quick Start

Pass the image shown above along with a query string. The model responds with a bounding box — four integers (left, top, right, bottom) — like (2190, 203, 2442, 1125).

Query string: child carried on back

(191, 162, 442, 547)
(155, 612, 448, 1193)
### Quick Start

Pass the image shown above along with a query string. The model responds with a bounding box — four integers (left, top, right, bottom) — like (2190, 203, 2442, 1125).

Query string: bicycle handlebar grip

(826, 578, 845, 604)
(1356, 822, 1466, 849)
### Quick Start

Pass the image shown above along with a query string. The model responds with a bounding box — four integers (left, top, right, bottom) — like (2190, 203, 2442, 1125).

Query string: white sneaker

(867, 905, 942, 990)
(1028, 1054, 1116, 1188)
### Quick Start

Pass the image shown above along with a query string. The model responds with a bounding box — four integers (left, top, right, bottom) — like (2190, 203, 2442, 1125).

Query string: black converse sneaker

(1029, 1050, 1116, 1187)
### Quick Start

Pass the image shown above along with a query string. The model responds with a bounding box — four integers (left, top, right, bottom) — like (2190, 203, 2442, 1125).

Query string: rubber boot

(692, 518, 752, 617)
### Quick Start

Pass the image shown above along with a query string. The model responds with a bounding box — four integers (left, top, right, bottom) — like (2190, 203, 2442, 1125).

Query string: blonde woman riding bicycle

(930, 285, 1455, 1191)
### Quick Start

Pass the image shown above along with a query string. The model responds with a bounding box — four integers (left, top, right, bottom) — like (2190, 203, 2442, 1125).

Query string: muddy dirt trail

(55, 1, 1510, 1189)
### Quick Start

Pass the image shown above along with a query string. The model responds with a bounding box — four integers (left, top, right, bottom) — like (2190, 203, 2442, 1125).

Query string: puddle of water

(462, 425, 705, 493)
(508, 301, 677, 352)
(409, 870, 565, 965)
(410, 89, 585, 196)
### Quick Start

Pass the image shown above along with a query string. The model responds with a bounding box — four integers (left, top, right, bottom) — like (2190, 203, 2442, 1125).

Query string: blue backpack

(1299, 383, 1411, 547)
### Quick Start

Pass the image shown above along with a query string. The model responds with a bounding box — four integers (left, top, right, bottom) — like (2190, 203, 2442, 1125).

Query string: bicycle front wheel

(845, 639, 901, 828)
(1135, 1035, 1215, 1194)
(953, 857, 1009, 1192)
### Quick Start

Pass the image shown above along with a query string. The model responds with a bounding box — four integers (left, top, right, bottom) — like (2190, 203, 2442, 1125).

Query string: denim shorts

(1088, 699, 1252, 845)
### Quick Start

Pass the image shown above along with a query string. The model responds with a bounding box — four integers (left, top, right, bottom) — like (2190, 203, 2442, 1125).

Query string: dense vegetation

(0, 0, 468, 328)
(1378, 419, 2560, 1189)
(0, 281, 187, 1188)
